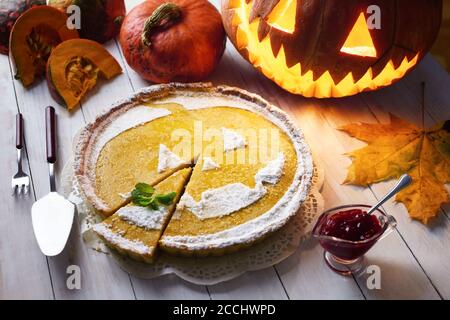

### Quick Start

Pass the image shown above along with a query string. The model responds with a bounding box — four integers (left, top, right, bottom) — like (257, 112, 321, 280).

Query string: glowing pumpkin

(222, 0, 443, 98)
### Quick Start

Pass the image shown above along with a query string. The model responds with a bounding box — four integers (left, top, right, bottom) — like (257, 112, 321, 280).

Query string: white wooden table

(1, 0, 449, 300)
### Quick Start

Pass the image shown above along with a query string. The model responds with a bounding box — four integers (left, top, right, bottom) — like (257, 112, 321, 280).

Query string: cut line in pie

(75, 83, 313, 260)
(93, 168, 193, 263)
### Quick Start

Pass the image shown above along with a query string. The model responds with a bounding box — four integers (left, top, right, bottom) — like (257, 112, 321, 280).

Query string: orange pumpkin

(120, 0, 226, 83)
(222, 0, 443, 98)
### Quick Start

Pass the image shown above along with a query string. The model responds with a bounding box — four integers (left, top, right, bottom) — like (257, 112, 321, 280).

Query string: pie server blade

(32, 192, 75, 256)
(31, 106, 74, 256)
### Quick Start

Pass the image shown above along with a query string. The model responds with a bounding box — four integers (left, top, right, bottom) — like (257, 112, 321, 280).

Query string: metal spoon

(368, 174, 412, 215)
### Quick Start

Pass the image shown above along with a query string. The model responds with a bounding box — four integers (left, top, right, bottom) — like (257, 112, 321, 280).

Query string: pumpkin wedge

(47, 38, 122, 110)
(10, 5, 79, 87)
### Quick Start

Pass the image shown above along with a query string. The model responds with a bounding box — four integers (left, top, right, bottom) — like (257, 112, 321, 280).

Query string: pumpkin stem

(141, 3, 182, 47)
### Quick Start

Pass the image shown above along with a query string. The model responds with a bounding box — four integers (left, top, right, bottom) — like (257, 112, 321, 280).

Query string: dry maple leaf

(340, 114, 450, 224)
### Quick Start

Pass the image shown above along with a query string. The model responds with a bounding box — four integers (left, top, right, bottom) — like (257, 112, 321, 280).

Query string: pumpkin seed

(25, 26, 60, 77)
(65, 56, 99, 99)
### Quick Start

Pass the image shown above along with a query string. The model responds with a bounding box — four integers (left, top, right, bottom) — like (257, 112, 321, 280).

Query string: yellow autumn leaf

(340, 115, 450, 224)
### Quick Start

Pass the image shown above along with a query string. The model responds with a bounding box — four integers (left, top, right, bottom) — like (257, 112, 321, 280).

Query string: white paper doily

(61, 156, 324, 285)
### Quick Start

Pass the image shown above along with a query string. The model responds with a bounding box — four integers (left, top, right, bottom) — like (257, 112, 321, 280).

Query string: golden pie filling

(76, 84, 313, 261)
(95, 106, 195, 214)
(162, 108, 297, 237)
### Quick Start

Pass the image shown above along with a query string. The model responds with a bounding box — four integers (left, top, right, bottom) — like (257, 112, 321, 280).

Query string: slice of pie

(92, 168, 192, 263)
(75, 83, 313, 260)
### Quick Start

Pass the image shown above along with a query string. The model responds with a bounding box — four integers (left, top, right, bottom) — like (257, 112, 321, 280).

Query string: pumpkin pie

(93, 168, 192, 263)
(75, 83, 313, 259)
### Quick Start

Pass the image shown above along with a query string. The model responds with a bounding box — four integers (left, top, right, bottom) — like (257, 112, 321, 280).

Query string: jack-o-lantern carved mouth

(228, 0, 423, 98)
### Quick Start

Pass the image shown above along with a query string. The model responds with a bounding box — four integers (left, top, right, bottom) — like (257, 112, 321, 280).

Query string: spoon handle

(368, 174, 412, 215)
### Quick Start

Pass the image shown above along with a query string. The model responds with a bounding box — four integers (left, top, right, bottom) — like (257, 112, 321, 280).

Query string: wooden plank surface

(215, 41, 446, 299)
(7, 39, 136, 299)
(0, 54, 54, 300)
(256, 83, 441, 300)
(0, 0, 449, 300)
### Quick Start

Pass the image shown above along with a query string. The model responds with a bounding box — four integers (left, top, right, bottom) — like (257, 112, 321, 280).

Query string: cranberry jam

(313, 207, 386, 261)
(320, 209, 382, 242)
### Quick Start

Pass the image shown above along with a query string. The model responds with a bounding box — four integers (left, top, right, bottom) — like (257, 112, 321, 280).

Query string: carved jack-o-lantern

(222, 0, 443, 98)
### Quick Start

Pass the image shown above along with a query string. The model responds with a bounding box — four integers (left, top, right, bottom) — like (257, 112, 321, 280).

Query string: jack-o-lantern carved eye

(266, 0, 297, 34)
(340, 12, 377, 58)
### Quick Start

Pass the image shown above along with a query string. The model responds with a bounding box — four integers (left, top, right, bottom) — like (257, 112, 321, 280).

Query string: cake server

(32, 106, 74, 256)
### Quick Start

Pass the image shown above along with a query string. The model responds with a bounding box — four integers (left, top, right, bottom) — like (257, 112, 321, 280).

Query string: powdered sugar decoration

(116, 206, 168, 230)
(201, 157, 220, 171)
(255, 153, 285, 184)
(158, 144, 186, 173)
(177, 184, 266, 220)
(222, 128, 247, 152)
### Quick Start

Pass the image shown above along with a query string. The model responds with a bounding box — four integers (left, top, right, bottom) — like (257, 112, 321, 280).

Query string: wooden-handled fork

(11, 113, 30, 196)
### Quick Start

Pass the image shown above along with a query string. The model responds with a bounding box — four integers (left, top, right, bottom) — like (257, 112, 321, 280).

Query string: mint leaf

(132, 194, 152, 207)
(131, 189, 143, 199)
(149, 199, 159, 210)
(135, 183, 154, 196)
(155, 192, 177, 205)
(131, 183, 177, 210)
